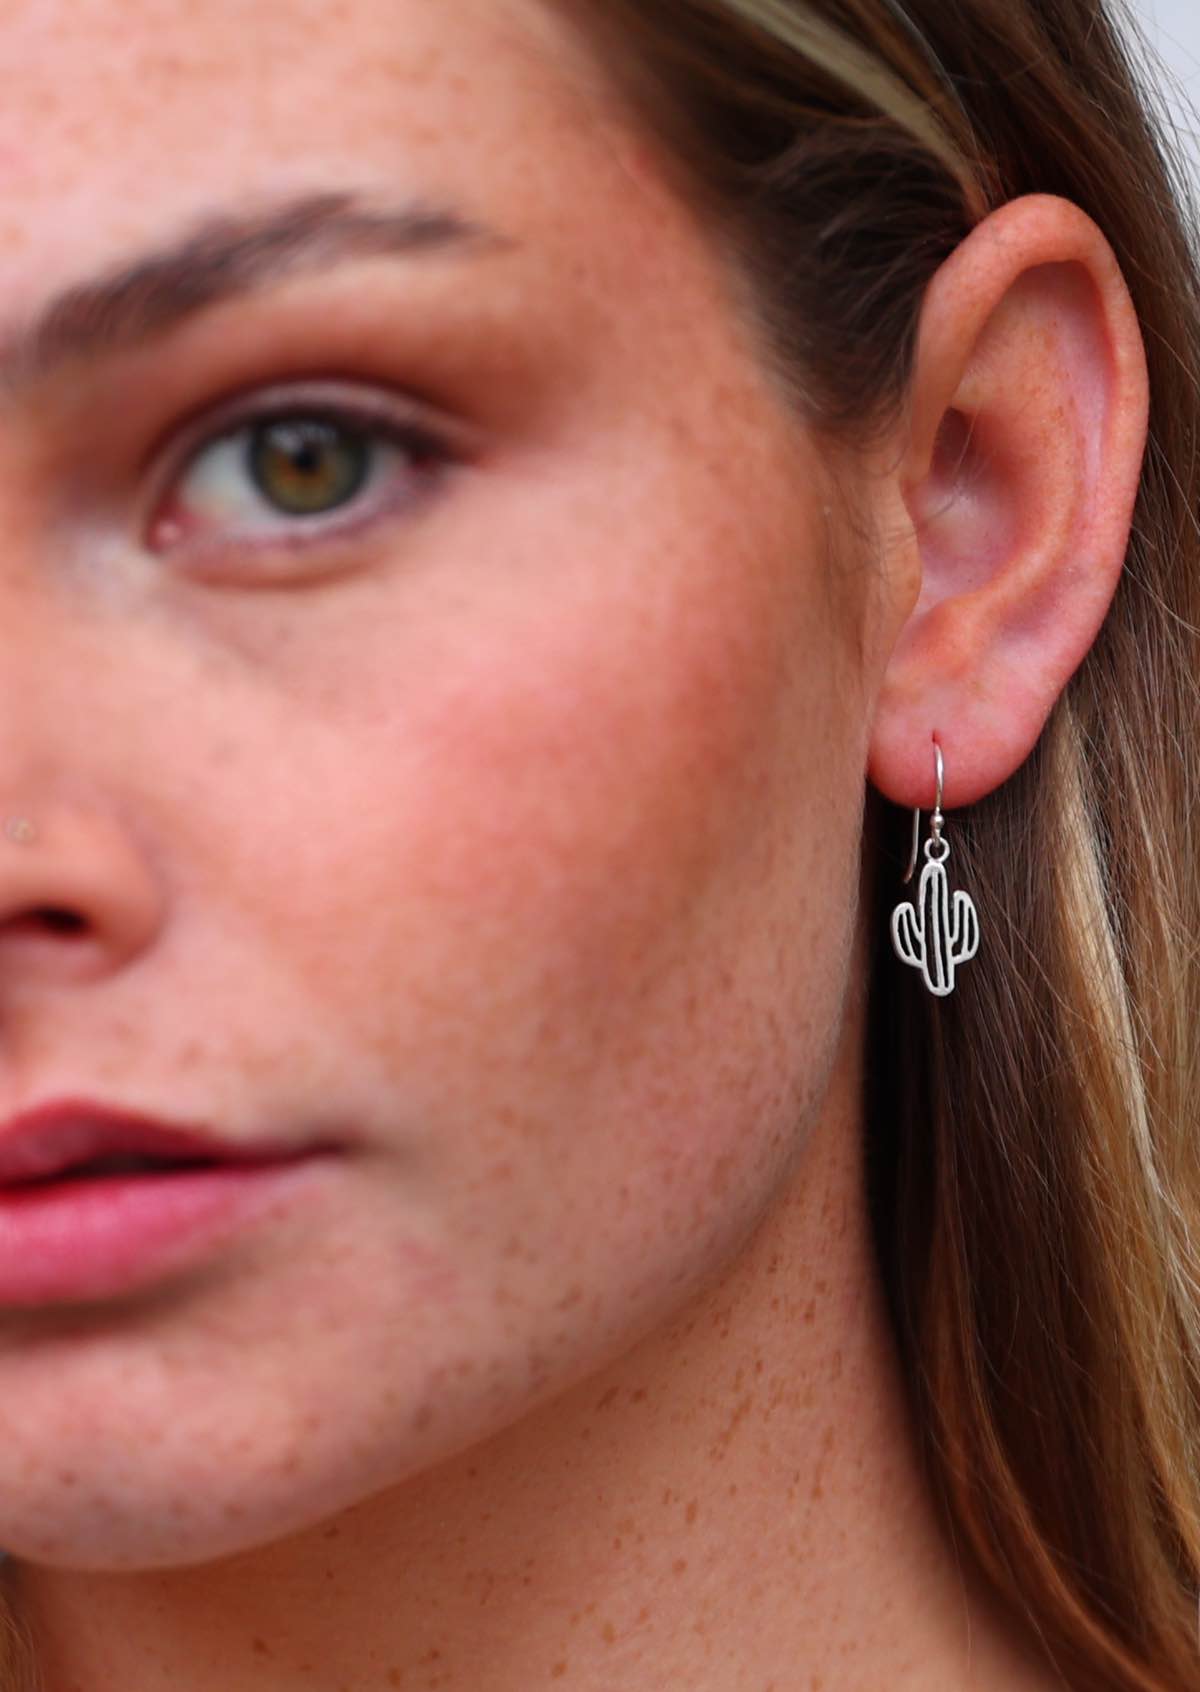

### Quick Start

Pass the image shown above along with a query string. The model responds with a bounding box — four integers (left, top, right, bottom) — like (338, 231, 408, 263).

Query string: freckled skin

(0, 2, 1101, 1691)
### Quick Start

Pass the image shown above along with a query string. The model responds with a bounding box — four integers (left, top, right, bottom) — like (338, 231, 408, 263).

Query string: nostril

(31, 909, 86, 935)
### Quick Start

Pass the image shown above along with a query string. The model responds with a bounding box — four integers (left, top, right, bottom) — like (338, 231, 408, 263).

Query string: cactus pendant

(890, 743, 980, 997)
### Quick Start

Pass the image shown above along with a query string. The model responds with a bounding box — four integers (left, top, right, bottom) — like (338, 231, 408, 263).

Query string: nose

(0, 802, 164, 985)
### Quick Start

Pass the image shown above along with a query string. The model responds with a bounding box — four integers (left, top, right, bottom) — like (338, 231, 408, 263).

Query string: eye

(247, 416, 372, 516)
(145, 388, 455, 566)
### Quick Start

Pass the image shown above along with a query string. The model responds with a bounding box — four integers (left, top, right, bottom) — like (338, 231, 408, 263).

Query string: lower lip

(0, 1157, 337, 1306)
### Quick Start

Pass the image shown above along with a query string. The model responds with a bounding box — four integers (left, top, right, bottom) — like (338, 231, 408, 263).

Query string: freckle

(672, 1558, 688, 1574)
(596, 1385, 620, 1411)
(754, 1358, 764, 1375)
(631, 1387, 647, 1403)
(602, 1620, 617, 1643)
(637, 1607, 650, 1624)
(803, 1300, 816, 1325)
(767, 1255, 781, 1275)
(612, 1538, 623, 1550)
(685, 1499, 698, 1524)
(770, 1297, 780, 1312)
(56, 1470, 78, 1487)
(252, 1637, 272, 1656)
(552, 1663, 568, 1679)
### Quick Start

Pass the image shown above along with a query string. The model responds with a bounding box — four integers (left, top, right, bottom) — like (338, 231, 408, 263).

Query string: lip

(0, 1097, 324, 1185)
(0, 1156, 340, 1305)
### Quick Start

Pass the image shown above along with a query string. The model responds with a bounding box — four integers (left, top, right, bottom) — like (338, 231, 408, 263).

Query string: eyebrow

(0, 189, 516, 394)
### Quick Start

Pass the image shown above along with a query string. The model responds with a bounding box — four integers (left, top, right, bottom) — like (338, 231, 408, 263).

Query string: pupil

(248, 419, 370, 516)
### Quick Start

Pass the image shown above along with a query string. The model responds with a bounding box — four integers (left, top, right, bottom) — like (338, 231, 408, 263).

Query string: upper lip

(0, 1099, 319, 1185)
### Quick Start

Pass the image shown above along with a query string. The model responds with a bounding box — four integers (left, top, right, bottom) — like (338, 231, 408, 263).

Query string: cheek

(259, 497, 857, 1247)
(359, 658, 838, 1391)
(171, 405, 866, 1409)
(411, 583, 781, 1026)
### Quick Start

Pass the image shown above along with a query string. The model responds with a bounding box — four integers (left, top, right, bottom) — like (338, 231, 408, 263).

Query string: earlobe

(868, 193, 1149, 811)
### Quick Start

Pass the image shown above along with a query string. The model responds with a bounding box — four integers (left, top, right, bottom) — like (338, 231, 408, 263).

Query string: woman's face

(0, 0, 897, 1564)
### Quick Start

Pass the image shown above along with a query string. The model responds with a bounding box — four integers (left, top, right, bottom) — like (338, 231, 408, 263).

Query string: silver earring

(890, 741, 979, 997)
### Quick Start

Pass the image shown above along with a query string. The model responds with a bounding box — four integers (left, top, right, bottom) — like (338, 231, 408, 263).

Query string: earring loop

(901, 741, 945, 884)
(890, 740, 980, 997)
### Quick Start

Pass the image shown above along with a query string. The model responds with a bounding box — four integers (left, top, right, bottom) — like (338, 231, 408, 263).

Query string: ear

(867, 193, 1149, 809)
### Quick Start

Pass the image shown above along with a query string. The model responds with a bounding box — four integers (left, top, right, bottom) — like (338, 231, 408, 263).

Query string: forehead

(0, 0, 654, 299)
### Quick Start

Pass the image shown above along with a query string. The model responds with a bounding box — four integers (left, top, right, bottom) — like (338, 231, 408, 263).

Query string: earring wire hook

(901, 740, 944, 885)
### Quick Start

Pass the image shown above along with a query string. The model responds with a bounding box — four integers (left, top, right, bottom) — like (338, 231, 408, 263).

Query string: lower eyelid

(147, 482, 420, 569)
(147, 417, 444, 556)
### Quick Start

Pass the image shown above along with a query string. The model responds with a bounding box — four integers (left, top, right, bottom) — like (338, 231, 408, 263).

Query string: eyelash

(145, 385, 457, 568)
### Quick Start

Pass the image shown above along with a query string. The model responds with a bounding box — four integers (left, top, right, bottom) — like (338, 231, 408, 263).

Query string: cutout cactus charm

(891, 837, 979, 996)
(891, 742, 980, 998)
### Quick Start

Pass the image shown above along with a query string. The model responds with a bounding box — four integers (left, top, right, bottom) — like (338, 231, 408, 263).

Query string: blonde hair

(563, 0, 1200, 1686)
(3, 2, 1198, 1687)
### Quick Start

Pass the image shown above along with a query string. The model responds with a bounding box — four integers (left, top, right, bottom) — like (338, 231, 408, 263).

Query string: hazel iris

(246, 418, 371, 516)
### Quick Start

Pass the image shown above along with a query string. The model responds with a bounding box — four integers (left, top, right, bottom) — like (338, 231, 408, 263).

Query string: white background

(1125, 0, 1200, 182)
